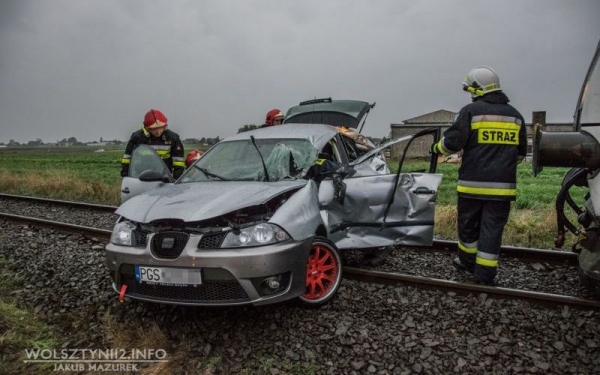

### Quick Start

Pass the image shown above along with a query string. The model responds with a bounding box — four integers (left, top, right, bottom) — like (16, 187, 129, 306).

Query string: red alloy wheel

(299, 237, 342, 306)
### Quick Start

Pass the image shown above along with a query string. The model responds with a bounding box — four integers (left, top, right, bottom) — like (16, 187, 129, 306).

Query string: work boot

(452, 257, 474, 274)
(474, 275, 498, 287)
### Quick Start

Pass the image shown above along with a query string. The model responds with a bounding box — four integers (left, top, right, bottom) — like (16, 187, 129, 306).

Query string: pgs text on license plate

(134, 266, 202, 285)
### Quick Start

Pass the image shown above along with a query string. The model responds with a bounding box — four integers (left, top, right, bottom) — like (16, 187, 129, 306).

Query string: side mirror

(138, 170, 172, 183)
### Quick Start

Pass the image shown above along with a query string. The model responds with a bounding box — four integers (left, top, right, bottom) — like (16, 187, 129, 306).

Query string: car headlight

(221, 223, 290, 248)
(110, 221, 137, 246)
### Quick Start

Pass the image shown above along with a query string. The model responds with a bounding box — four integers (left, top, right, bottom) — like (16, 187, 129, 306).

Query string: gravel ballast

(2, 196, 598, 298)
(1, 218, 599, 374)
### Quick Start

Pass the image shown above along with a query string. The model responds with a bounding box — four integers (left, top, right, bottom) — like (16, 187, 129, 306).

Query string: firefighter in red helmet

(261, 109, 285, 127)
(120, 109, 186, 179)
(185, 149, 204, 168)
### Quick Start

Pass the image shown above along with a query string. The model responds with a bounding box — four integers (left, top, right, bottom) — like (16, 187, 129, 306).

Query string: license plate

(134, 266, 202, 286)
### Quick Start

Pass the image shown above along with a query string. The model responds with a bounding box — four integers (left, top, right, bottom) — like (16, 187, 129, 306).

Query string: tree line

(2, 126, 388, 147)
(0, 136, 222, 147)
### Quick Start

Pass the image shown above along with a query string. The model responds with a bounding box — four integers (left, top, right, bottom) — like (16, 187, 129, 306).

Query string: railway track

(0, 193, 578, 264)
(0, 192, 117, 212)
(1, 207, 597, 309)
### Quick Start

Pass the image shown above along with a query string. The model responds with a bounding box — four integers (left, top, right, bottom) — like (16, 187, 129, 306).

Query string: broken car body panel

(116, 180, 309, 226)
(319, 173, 442, 248)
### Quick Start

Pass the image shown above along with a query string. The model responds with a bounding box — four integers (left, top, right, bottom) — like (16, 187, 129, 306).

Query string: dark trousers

(457, 196, 511, 282)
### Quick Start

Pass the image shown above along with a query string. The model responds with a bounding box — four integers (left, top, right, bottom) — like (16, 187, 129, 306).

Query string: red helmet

(143, 109, 168, 129)
(185, 149, 204, 167)
(265, 109, 284, 126)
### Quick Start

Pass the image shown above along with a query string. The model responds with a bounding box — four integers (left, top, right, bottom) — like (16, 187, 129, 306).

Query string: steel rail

(0, 193, 116, 213)
(0, 213, 112, 240)
(430, 239, 577, 263)
(1, 212, 597, 309)
(343, 267, 600, 309)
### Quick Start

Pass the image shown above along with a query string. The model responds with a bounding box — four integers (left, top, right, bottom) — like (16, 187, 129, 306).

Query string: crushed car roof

(224, 123, 339, 151)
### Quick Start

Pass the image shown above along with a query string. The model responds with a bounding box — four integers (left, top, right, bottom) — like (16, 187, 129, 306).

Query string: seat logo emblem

(161, 238, 175, 250)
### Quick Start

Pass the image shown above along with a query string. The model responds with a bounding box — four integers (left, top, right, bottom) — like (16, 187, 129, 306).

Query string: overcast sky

(1, 0, 599, 144)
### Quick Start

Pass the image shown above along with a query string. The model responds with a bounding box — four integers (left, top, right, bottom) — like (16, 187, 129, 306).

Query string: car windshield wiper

(194, 166, 228, 181)
(250, 135, 271, 182)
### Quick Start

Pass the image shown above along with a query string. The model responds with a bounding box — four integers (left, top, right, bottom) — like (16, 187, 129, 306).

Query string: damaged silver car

(107, 100, 442, 307)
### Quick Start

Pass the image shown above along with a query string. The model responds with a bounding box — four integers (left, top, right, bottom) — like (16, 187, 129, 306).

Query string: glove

(430, 143, 439, 154)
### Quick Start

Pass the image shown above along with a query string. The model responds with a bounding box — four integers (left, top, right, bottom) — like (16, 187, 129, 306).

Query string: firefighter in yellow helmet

(121, 109, 186, 179)
(431, 66, 527, 285)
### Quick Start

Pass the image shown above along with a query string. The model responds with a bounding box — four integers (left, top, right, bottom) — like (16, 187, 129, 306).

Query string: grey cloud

(0, 0, 598, 143)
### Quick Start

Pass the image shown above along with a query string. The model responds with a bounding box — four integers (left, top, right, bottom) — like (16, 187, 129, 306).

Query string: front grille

(120, 274, 249, 303)
(151, 232, 189, 259)
(133, 229, 151, 247)
(198, 232, 227, 249)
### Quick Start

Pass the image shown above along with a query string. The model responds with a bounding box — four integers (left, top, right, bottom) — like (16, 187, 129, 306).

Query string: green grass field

(0, 146, 587, 249)
(0, 147, 124, 185)
(388, 158, 586, 209)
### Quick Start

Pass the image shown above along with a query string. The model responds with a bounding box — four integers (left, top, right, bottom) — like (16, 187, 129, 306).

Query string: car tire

(297, 236, 343, 308)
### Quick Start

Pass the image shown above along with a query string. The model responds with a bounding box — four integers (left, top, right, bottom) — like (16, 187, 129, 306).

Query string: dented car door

(318, 128, 442, 249)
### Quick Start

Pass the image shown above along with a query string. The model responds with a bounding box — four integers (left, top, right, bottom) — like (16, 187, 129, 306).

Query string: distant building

(390, 109, 456, 159)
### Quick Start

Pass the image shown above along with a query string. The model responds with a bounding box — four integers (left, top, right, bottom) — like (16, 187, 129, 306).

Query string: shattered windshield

(179, 138, 319, 182)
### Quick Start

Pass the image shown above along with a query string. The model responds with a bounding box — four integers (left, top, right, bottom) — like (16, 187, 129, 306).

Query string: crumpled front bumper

(105, 235, 313, 306)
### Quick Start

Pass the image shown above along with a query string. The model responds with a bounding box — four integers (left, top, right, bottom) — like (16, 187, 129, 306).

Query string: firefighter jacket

(304, 158, 356, 185)
(432, 91, 527, 201)
(121, 127, 185, 179)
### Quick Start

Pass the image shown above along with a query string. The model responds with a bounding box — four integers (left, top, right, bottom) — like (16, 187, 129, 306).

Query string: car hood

(116, 180, 308, 223)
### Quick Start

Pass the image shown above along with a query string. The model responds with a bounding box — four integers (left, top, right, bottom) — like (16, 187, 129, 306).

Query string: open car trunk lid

(284, 98, 375, 129)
